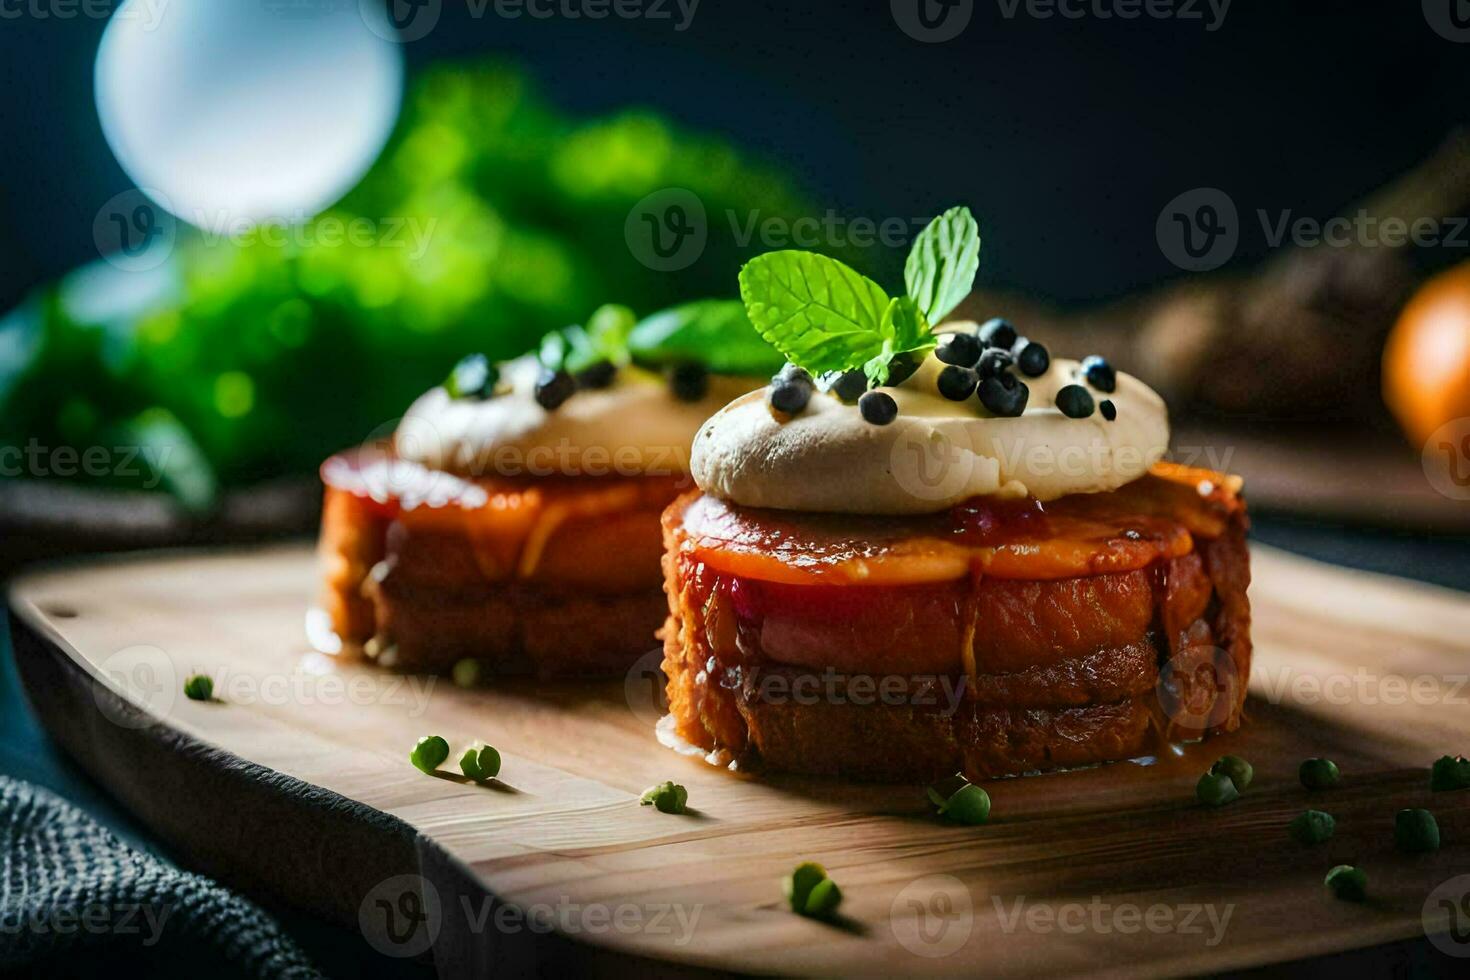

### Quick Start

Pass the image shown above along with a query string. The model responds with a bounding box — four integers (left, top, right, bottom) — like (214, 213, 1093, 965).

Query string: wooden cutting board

(9, 543, 1470, 976)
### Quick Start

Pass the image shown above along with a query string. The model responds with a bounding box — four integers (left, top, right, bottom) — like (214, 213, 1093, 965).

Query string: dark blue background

(2, 1, 1467, 313)
(4, 2, 1470, 975)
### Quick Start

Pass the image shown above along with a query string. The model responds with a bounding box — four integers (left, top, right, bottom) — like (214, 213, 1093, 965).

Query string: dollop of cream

(691, 351, 1169, 514)
(396, 355, 759, 478)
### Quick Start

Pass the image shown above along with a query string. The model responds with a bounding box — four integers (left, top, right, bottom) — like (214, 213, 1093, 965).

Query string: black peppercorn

(859, 390, 898, 425)
(936, 365, 978, 401)
(976, 348, 1014, 380)
(936, 332, 982, 368)
(1055, 384, 1095, 418)
(825, 370, 868, 404)
(1081, 355, 1116, 393)
(1013, 339, 1050, 378)
(884, 351, 923, 387)
(575, 359, 617, 390)
(667, 362, 709, 402)
(978, 318, 1018, 351)
(977, 373, 1028, 417)
(534, 368, 576, 410)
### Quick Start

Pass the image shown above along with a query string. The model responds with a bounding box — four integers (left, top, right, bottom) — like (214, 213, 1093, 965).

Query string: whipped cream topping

(396, 355, 759, 478)
(691, 339, 1169, 515)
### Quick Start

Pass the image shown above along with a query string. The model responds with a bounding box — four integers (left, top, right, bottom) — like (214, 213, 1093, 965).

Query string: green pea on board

(410, 735, 450, 774)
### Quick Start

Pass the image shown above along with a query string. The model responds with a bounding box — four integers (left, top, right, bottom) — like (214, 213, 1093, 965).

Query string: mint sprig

(538, 300, 779, 378)
(905, 206, 981, 325)
(627, 299, 783, 376)
(538, 303, 635, 375)
(738, 205, 980, 386)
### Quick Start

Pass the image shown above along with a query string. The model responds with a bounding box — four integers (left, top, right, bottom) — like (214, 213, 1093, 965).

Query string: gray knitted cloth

(0, 775, 321, 978)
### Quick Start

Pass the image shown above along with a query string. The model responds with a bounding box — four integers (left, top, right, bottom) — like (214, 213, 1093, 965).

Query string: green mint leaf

(539, 304, 635, 375)
(863, 296, 934, 386)
(739, 250, 892, 377)
(904, 206, 980, 325)
(585, 303, 635, 364)
(626, 299, 783, 376)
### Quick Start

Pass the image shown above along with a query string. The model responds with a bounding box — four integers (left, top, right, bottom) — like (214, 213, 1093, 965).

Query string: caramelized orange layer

(320, 448, 688, 589)
(674, 463, 1243, 584)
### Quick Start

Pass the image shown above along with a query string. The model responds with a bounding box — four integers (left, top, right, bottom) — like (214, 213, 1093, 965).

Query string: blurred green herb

(0, 62, 848, 505)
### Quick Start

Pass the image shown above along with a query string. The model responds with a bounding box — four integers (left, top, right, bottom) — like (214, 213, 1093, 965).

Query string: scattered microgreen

(783, 862, 841, 919)
(1431, 754, 1470, 792)
(639, 781, 689, 814)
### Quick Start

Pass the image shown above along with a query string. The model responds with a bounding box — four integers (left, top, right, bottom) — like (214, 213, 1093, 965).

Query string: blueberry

(976, 348, 1014, 379)
(824, 370, 868, 404)
(1013, 340, 1050, 378)
(666, 362, 709, 402)
(859, 390, 898, 425)
(977, 373, 1028, 417)
(1100, 399, 1117, 421)
(768, 380, 812, 417)
(575, 359, 617, 390)
(884, 351, 923, 387)
(445, 353, 498, 400)
(1055, 384, 1095, 418)
(1081, 355, 1116, 393)
(534, 368, 576, 410)
(936, 365, 978, 401)
(978, 318, 1018, 351)
(936, 332, 982, 368)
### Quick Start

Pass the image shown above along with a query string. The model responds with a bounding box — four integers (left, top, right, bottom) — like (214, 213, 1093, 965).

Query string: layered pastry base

(317, 351, 757, 676)
(661, 463, 1250, 780)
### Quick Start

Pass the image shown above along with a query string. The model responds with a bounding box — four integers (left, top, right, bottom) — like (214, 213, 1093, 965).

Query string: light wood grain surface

(9, 543, 1470, 976)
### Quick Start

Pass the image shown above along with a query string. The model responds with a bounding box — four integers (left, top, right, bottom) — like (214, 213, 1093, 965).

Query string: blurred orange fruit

(1383, 261, 1470, 446)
